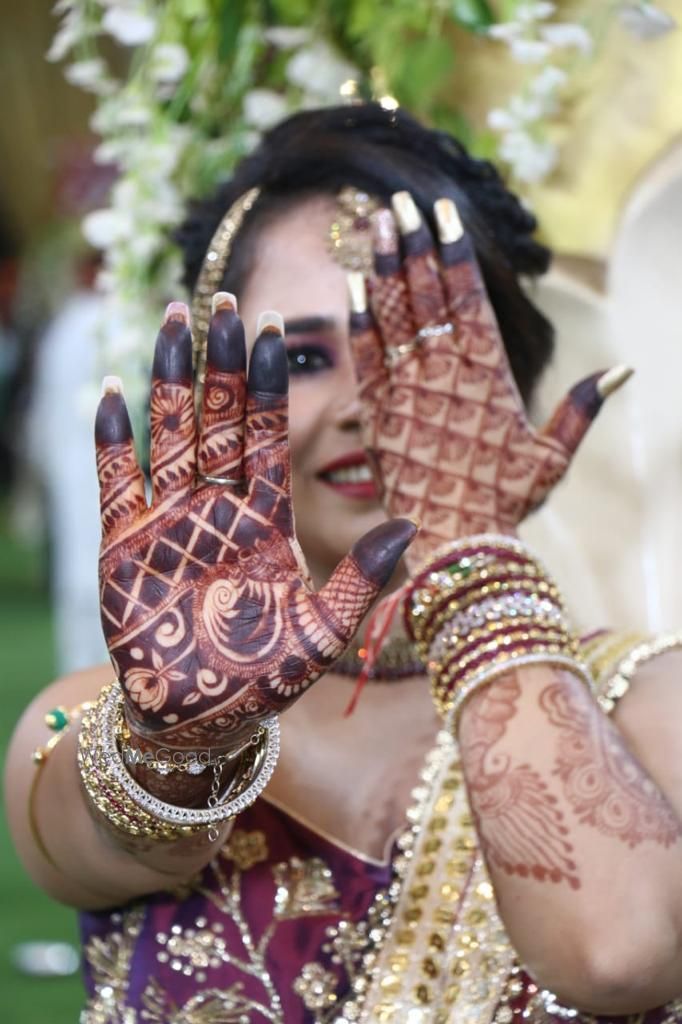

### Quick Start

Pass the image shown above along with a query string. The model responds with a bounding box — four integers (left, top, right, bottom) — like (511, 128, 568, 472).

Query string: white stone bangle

(98, 682, 280, 828)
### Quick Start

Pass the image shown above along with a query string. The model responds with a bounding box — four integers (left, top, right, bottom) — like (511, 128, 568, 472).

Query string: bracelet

(78, 682, 280, 844)
(118, 716, 258, 776)
(585, 631, 682, 714)
(407, 534, 592, 727)
(29, 701, 94, 871)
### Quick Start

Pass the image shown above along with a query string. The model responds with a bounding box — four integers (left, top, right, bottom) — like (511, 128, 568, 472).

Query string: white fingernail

(256, 310, 284, 336)
(434, 198, 464, 244)
(391, 191, 421, 234)
(212, 291, 237, 314)
(347, 272, 367, 314)
(597, 365, 634, 398)
(101, 375, 123, 396)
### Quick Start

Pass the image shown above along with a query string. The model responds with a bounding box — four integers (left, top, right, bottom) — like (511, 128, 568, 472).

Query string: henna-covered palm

(95, 297, 415, 755)
(350, 193, 630, 571)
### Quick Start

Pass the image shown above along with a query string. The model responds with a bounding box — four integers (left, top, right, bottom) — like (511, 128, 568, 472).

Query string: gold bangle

(592, 631, 682, 714)
(29, 701, 94, 872)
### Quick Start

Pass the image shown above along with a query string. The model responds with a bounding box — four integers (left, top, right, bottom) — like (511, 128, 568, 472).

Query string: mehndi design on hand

(349, 192, 632, 569)
(96, 297, 415, 756)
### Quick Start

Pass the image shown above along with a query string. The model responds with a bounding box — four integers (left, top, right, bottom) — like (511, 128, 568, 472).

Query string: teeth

(326, 465, 373, 484)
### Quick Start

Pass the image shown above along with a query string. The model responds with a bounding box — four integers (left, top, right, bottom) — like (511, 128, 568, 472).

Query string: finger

(197, 292, 246, 482)
(245, 311, 292, 535)
(434, 197, 503, 363)
(369, 207, 414, 350)
(541, 365, 634, 457)
(347, 271, 389, 400)
(316, 518, 417, 654)
(392, 191, 448, 330)
(95, 377, 146, 538)
(150, 302, 197, 503)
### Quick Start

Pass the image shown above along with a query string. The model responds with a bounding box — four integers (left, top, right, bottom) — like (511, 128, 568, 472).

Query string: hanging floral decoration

(48, 0, 675, 427)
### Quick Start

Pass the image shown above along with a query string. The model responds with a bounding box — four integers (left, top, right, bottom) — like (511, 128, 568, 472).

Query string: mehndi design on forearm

(458, 670, 580, 890)
(349, 192, 632, 569)
(96, 299, 415, 759)
(540, 682, 682, 848)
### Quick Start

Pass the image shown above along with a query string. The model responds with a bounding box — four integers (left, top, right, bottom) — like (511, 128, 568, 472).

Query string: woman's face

(239, 195, 388, 587)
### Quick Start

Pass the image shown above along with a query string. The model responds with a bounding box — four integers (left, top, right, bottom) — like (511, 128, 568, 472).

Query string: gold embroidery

(273, 856, 340, 919)
(225, 828, 269, 871)
(81, 906, 144, 1024)
(294, 962, 340, 1012)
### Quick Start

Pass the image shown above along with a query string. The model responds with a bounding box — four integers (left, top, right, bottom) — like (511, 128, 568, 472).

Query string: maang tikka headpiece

(190, 185, 379, 410)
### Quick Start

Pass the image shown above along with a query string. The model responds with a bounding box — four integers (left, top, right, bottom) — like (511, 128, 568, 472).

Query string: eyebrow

(283, 315, 337, 335)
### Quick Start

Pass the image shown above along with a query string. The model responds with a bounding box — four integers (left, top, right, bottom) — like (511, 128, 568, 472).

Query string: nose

(332, 375, 362, 432)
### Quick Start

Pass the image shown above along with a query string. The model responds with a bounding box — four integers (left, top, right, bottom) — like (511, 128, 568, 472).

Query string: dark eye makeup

(285, 342, 336, 377)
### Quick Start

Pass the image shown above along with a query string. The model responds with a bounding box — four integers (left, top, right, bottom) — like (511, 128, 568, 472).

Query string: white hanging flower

(286, 41, 359, 100)
(264, 26, 312, 49)
(243, 88, 289, 130)
(149, 43, 189, 84)
(488, 22, 523, 42)
(515, 2, 556, 24)
(83, 208, 135, 249)
(499, 130, 558, 183)
(101, 7, 156, 46)
(619, 3, 677, 38)
(530, 64, 567, 97)
(64, 58, 115, 96)
(541, 23, 593, 54)
(509, 38, 553, 63)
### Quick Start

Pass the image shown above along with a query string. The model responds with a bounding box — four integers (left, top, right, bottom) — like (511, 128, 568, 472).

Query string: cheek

(287, 383, 327, 469)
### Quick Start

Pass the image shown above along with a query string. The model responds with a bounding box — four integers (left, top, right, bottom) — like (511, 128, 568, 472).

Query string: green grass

(0, 508, 84, 1024)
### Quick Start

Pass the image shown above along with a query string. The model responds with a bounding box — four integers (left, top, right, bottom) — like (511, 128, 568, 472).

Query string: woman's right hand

(95, 296, 415, 759)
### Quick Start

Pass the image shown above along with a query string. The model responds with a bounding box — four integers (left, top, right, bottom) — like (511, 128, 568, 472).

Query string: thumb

(541, 365, 633, 457)
(316, 519, 417, 652)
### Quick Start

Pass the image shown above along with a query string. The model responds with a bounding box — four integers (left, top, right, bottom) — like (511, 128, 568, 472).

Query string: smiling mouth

(317, 455, 379, 500)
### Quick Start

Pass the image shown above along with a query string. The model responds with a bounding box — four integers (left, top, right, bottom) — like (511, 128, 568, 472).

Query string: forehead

(239, 195, 349, 336)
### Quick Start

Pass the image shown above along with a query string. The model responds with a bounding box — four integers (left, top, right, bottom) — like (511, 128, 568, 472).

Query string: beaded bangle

(407, 534, 592, 728)
(589, 631, 682, 714)
(78, 682, 280, 843)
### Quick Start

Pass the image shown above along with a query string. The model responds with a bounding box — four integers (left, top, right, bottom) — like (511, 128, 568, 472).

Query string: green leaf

(217, 0, 250, 62)
(390, 36, 454, 114)
(450, 0, 495, 31)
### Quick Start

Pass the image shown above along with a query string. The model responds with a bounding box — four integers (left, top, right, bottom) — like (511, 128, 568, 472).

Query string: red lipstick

(317, 450, 378, 501)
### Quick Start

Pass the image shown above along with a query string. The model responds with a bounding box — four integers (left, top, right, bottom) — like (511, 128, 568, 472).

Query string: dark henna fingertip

(351, 518, 417, 587)
(207, 309, 246, 373)
(152, 320, 193, 381)
(439, 236, 470, 268)
(248, 331, 288, 395)
(95, 392, 134, 445)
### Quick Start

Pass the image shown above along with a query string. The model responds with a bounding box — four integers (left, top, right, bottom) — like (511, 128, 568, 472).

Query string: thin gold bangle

(29, 702, 92, 872)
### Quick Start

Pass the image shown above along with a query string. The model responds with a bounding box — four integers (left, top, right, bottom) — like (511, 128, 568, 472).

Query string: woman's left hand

(348, 192, 630, 571)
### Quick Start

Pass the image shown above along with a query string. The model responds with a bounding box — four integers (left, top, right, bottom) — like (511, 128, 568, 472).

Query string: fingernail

(153, 320, 193, 381)
(207, 307, 245, 374)
(256, 310, 284, 337)
(347, 272, 367, 314)
(248, 332, 288, 395)
(391, 191, 421, 235)
(212, 291, 237, 314)
(352, 519, 418, 587)
(164, 301, 190, 325)
(101, 375, 123, 397)
(597, 365, 634, 399)
(434, 198, 464, 244)
(372, 208, 399, 254)
(95, 391, 133, 444)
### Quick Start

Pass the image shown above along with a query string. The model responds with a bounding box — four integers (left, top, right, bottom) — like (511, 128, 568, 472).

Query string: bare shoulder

(611, 647, 682, 814)
(8, 664, 113, 760)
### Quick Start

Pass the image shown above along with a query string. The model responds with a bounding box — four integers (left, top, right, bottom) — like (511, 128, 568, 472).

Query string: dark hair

(177, 103, 554, 403)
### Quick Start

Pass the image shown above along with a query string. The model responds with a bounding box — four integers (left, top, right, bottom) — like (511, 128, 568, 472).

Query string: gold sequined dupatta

(332, 730, 515, 1024)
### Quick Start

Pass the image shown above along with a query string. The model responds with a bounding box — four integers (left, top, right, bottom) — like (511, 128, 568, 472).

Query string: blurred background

(1, 1, 681, 1020)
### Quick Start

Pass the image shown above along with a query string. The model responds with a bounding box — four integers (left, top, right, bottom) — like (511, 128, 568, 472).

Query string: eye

(286, 343, 335, 377)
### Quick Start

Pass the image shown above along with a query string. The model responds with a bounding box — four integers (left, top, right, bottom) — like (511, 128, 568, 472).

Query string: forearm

(457, 662, 682, 1012)
(5, 670, 233, 910)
